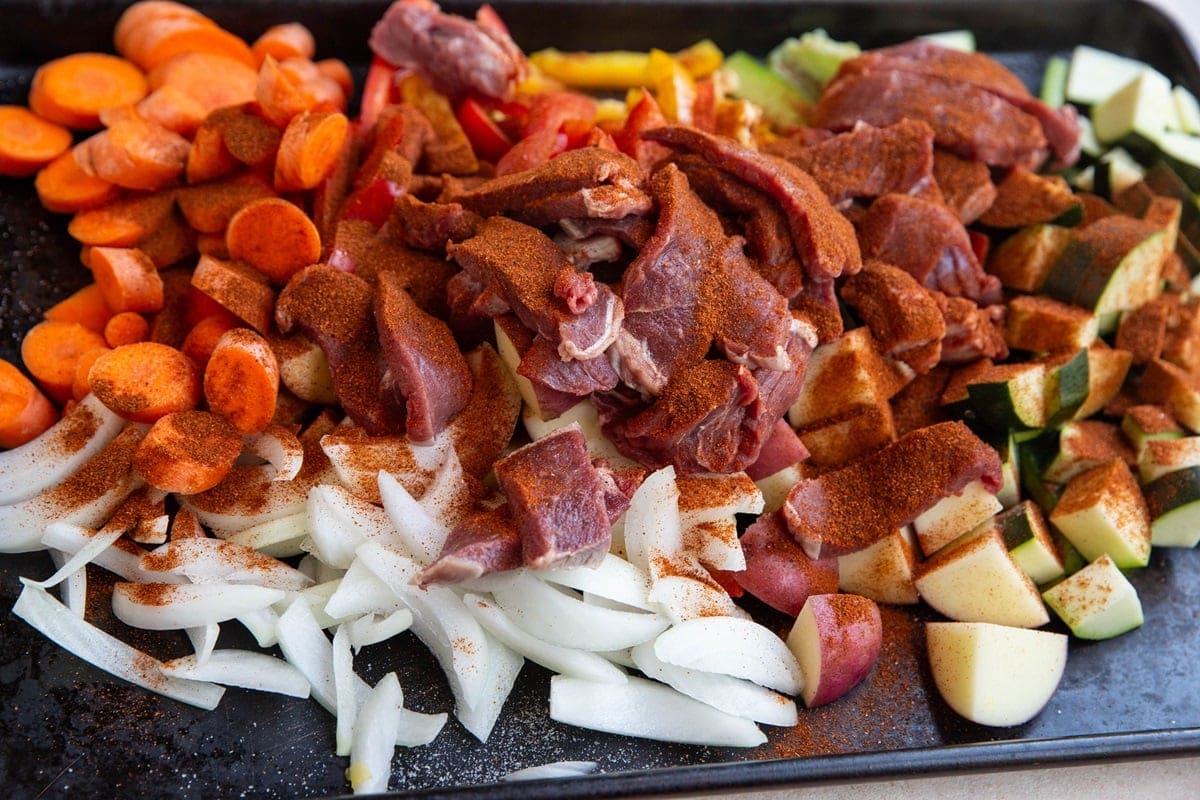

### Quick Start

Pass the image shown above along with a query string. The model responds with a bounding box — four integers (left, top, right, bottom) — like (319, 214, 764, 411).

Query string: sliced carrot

(251, 23, 316, 66)
(132, 409, 242, 494)
(183, 285, 242, 331)
(67, 189, 175, 247)
(255, 55, 316, 128)
(196, 231, 231, 259)
(316, 59, 354, 100)
(115, 1, 213, 57)
(181, 313, 239, 370)
(147, 52, 258, 114)
(177, 171, 278, 233)
(20, 319, 109, 403)
(0, 359, 60, 448)
(185, 120, 239, 184)
(44, 282, 114, 333)
(311, 123, 359, 249)
(35, 149, 122, 213)
(191, 254, 276, 333)
(104, 311, 152, 348)
(88, 246, 165, 314)
(135, 209, 196, 268)
(148, 267, 194, 348)
(225, 197, 321, 283)
(135, 85, 207, 136)
(204, 103, 282, 172)
(278, 58, 345, 111)
(274, 110, 349, 191)
(123, 15, 253, 73)
(29, 52, 148, 130)
(0, 105, 72, 177)
(204, 327, 280, 433)
(72, 346, 112, 401)
(76, 114, 189, 191)
(87, 341, 200, 423)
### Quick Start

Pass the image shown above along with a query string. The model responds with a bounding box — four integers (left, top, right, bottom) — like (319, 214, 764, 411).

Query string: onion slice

(503, 761, 598, 781)
(140, 538, 313, 591)
(549, 674, 766, 747)
(13, 580, 225, 710)
(112, 582, 286, 630)
(242, 424, 305, 481)
(47, 549, 87, 617)
(162, 650, 311, 698)
(377, 471, 447, 564)
(348, 672, 402, 795)
(653, 617, 804, 695)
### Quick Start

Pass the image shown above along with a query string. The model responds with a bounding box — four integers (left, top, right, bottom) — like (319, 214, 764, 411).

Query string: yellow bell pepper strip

(646, 49, 697, 125)
(528, 39, 723, 91)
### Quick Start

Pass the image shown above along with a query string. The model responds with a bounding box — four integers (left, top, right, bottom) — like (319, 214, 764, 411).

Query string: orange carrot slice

(251, 23, 316, 65)
(176, 171, 277, 233)
(274, 110, 349, 191)
(132, 409, 242, 493)
(0, 106, 72, 177)
(104, 311, 152, 348)
(0, 358, 60, 448)
(29, 52, 148, 130)
(87, 341, 200, 423)
(225, 197, 321, 283)
(44, 283, 114, 333)
(204, 327, 280, 433)
(67, 190, 175, 247)
(35, 149, 122, 213)
(180, 314, 239, 371)
(88, 246, 165, 313)
(72, 346, 112, 401)
(20, 319, 109, 403)
(76, 115, 190, 191)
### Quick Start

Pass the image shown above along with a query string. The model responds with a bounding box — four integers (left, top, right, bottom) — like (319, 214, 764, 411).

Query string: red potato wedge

(786, 592, 883, 708)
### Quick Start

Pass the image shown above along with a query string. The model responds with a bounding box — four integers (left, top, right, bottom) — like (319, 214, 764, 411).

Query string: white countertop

(672, 2, 1200, 798)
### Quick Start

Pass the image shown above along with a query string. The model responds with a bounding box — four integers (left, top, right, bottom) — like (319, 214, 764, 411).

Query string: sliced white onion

(491, 572, 669, 652)
(653, 617, 803, 696)
(186, 623, 220, 665)
(348, 609, 414, 651)
(677, 472, 762, 572)
(306, 484, 399, 569)
(13, 580, 225, 710)
(0, 394, 124, 505)
(162, 650, 311, 698)
(648, 572, 745, 624)
(298, 553, 347, 586)
(277, 598, 338, 713)
(348, 671, 401, 795)
(377, 471, 447, 564)
(321, 423, 448, 504)
(503, 761, 598, 781)
(401, 584, 491, 711)
(30, 525, 124, 589)
(324, 558, 403, 621)
(287, 580, 347, 629)
(141, 538, 313, 591)
(180, 456, 337, 533)
(333, 624, 359, 757)
(47, 549, 87, 617)
(622, 466, 681, 575)
(630, 641, 797, 726)
(452, 630, 522, 743)
(416, 445, 472, 530)
(0, 462, 142, 553)
(112, 583, 285, 631)
(393, 706, 447, 748)
(41, 522, 183, 585)
(462, 592, 627, 684)
(355, 540, 422, 596)
(538, 553, 657, 612)
(215, 512, 309, 558)
(237, 606, 280, 648)
(242, 424, 305, 481)
(549, 674, 765, 747)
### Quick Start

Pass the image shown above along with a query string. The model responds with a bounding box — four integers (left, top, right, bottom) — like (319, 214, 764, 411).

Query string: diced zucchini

(1040, 55, 1069, 108)
(1173, 85, 1200, 135)
(917, 30, 975, 53)
(1051, 529, 1087, 581)
(1077, 115, 1105, 161)
(1138, 436, 1200, 484)
(956, 362, 1048, 432)
(1072, 342, 1133, 420)
(1065, 45, 1166, 107)
(1041, 419, 1128, 484)
(1092, 70, 1179, 157)
(721, 50, 811, 128)
(1041, 348, 1091, 426)
(1121, 404, 1183, 451)
(1005, 296, 1098, 354)
(1092, 147, 1146, 198)
(1042, 554, 1144, 639)
(995, 431, 1021, 509)
(767, 28, 860, 91)
(1143, 464, 1200, 547)
(993, 501, 1065, 586)
(1155, 130, 1200, 192)
(1048, 459, 1152, 568)
(977, 169, 1082, 229)
(1018, 429, 1062, 515)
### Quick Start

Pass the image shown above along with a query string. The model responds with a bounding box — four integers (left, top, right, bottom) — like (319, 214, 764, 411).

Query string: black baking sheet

(2, 1, 1199, 798)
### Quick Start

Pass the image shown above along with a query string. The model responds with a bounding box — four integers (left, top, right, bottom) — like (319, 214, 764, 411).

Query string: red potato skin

(791, 593, 883, 707)
(734, 511, 838, 616)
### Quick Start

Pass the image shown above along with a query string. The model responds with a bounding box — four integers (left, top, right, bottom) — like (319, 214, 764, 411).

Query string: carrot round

(124, 16, 253, 73)
(0, 106, 72, 177)
(177, 171, 277, 233)
(20, 319, 109, 403)
(251, 23, 316, 66)
(72, 346, 112, 402)
(132, 409, 242, 494)
(78, 115, 190, 191)
(316, 59, 354, 100)
(225, 197, 321, 283)
(87, 341, 200, 423)
(44, 282, 114, 333)
(88, 246, 165, 313)
(135, 210, 197, 269)
(115, 1, 213, 57)
(135, 86, 208, 136)
(29, 53, 148, 130)
(67, 190, 175, 247)
(255, 55, 316, 128)
(0, 359, 60, 449)
(104, 311, 152, 348)
(35, 149, 122, 213)
(180, 313, 238, 370)
(147, 52, 258, 114)
(274, 110, 349, 191)
(204, 327, 280, 433)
